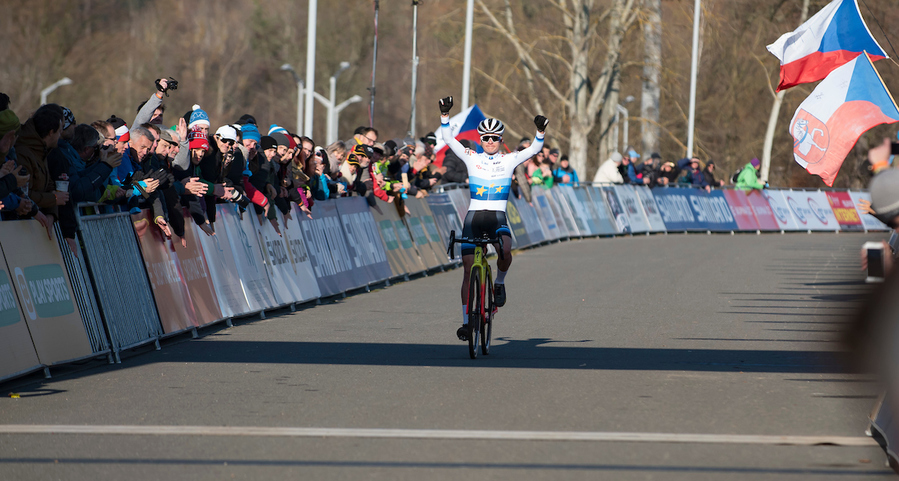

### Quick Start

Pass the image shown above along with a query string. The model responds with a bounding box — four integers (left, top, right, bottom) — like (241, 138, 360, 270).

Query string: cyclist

(438, 96, 549, 341)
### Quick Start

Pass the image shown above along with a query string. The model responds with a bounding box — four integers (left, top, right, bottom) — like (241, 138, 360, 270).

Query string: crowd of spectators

(590, 147, 765, 192)
(0, 77, 465, 250)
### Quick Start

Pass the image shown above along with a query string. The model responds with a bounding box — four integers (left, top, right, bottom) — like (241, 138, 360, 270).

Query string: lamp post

(686, 0, 701, 158)
(304, 0, 318, 138)
(614, 96, 635, 153)
(280, 64, 304, 135)
(409, 0, 421, 138)
(461, 0, 474, 110)
(40, 77, 72, 106)
(329, 62, 351, 144)
(312, 91, 363, 145)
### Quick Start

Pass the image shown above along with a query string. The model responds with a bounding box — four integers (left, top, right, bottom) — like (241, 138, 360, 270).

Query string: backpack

(731, 170, 741, 184)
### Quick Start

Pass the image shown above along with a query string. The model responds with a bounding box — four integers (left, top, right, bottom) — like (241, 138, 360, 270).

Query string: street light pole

(40, 77, 72, 106)
(328, 62, 351, 145)
(304, 0, 318, 138)
(461, 0, 474, 110)
(409, 0, 421, 138)
(313, 92, 363, 145)
(686, 0, 701, 159)
(281, 64, 304, 135)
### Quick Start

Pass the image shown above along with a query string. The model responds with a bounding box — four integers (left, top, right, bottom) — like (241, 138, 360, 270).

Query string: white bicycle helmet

(477, 118, 505, 137)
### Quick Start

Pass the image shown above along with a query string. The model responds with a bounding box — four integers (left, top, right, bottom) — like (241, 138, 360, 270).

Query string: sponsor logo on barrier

(341, 212, 388, 267)
(656, 195, 695, 223)
(787, 196, 808, 224)
(689, 196, 735, 224)
(506, 202, 526, 238)
(265, 238, 291, 266)
(807, 198, 829, 225)
(408, 217, 429, 246)
(148, 259, 180, 289)
(301, 219, 338, 278)
(181, 256, 210, 281)
(423, 216, 443, 243)
(394, 220, 415, 249)
(378, 220, 400, 250)
(322, 216, 353, 273)
(288, 237, 309, 264)
(15, 264, 74, 320)
(764, 192, 791, 225)
(0, 270, 20, 328)
(640, 196, 658, 215)
(622, 196, 640, 216)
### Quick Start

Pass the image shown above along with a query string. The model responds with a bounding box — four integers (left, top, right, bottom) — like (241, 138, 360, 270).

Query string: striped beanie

(188, 104, 210, 130)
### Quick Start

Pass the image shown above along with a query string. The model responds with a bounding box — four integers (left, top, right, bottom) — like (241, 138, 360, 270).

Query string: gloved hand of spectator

(101, 149, 123, 168)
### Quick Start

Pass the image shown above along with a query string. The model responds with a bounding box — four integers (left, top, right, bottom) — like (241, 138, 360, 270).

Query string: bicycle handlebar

(446, 230, 505, 261)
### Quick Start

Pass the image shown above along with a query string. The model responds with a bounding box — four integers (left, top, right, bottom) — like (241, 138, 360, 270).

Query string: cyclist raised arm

(438, 96, 549, 341)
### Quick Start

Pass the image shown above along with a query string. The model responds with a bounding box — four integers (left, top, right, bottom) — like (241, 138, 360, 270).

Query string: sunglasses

(216, 136, 235, 146)
(481, 135, 501, 143)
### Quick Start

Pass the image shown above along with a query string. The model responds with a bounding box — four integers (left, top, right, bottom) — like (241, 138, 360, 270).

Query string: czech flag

(766, 0, 887, 92)
(433, 104, 486, 167)
(789, 53, 899, 186)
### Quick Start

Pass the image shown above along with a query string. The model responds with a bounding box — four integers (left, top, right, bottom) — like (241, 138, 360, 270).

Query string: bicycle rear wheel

(481, 269, 493, 355)
(468, 269, 481, 359)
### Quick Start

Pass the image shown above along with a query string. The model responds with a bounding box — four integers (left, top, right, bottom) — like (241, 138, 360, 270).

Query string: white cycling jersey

(440, 118, 544, 212)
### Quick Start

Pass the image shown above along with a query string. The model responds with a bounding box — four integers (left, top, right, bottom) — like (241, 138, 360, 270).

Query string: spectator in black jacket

(703, 160, 725, 187)
(441, 139, 474, 185)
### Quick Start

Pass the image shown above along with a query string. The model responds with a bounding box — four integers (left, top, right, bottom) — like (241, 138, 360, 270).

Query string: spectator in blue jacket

(677, 157, 710, 192)
(552, 153, 579, 186)
(625, 149, 643, 184)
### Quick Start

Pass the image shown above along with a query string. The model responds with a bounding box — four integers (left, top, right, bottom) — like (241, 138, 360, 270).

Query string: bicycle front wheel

(481, 269, 493, 356)
(468, 269, 481, 359)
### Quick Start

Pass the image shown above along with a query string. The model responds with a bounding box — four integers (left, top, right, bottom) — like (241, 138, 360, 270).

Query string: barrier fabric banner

(531, 188, 562, 239)
(825, 191, 864, 232)
(0, 220, 93, 364)
(633, 186, 667, 232)
(849, 191, 890, 231)
(585, 187, 619, 235)
(543, 188, 572, 237)
(762, 190, 802, 231)
(177, 216, 224, 327)
(297, 201, 362, 296)
(257, 209, 320, 306)
(650, 188, 738, 232)
(722, 190, 761, 231)
(548, 188, 580, 236)
(612, 185, 650, 233)
(404, 198, 446, 269)
(558, 186, 594, 235)
(369, 202, 411, 276)
(216, 204, 277, 312)
(600, 186, 631, 233)
(504, 198, 528, 248)
(446, 188, 471, 221)
(0, 248, 42, 380)
(782, 190, 840, 231)
(133, 211, 199, 333)
(334, 197, 393, 283)
(510, 194, 548, 246)
(428, 193, 466, 257)
(281, 209, 323, 300)
(198, 214, 250, 318)
(743, 190, 780, 231)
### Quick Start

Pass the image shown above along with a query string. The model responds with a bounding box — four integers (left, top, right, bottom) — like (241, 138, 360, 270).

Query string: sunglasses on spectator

(481, 135, 501, 143)
(216, 136, 235, 146)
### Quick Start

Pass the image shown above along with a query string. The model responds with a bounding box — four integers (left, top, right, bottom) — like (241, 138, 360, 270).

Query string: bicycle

(446, 230, 504, 359)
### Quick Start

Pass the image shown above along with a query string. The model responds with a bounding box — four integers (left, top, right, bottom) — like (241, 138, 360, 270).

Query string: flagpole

(686, 0, 701, 159)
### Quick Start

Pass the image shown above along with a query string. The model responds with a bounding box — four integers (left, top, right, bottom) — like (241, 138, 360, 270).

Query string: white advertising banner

(217, 205, 277, 312)
(258, 210, 321, 306)
(849, 191, 891, 231)
(633, 186, 667, 232)
(781, 190, 840, 232)
(613, 185, 651, 233)
(198, 214, 251, 318)
(762, 190, 802, 231)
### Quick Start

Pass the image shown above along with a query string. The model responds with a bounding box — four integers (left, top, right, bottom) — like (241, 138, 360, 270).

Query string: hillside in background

(1, 0, 897, 187)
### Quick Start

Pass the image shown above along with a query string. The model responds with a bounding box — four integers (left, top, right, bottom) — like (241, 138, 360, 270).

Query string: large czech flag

(433, 104, 486, 167)
(789, 53, 899, 186)
(767, 0, 887, 92)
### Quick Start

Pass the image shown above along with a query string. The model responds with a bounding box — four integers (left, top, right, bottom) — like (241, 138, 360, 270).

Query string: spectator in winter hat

(60, 107, 76, 141)
(241, 123, 261, 158)
(735, 157, 765, 191)
(107, 115, 130, 154)
(268, 124, 288, 136)
(187, 104, 210, 134)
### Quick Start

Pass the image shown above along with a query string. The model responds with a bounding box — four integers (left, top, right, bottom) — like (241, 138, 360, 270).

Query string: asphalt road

(0, 232, 893, 480)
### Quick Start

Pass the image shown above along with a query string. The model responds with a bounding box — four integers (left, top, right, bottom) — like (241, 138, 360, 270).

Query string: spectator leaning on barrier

(735, 157, 766, 190)
(15, 103, 66, 223)
(593, 151, 625, 184)
(441, 138, 471, 185)
(552, 152, 579, 186)
(625, 149, 642, 184)
(680, 157, 710, 192)
(634, 153, 659, 186)
(703, 160, 725, 187)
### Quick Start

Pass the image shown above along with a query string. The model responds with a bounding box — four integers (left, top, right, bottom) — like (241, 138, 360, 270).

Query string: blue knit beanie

(268, 124, 288, 136)
(188, 104, 210, 130)
(241, 123, 261, 143)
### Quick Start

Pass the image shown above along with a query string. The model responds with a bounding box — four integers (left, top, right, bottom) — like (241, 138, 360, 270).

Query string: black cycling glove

(439, 96, 453, 114)
(534, 115, 549, 132)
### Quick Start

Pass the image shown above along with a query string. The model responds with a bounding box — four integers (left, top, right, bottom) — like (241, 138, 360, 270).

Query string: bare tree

(477, 0, 641, 178)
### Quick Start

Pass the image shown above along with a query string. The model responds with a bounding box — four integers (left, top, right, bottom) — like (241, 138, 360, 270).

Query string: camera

(865, 241, 886, 283)
(892, 142, 899, 156)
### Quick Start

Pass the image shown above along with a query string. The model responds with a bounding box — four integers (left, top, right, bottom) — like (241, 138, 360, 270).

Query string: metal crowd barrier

(54, 223, 111, 361)
(76, 204, 163, 362)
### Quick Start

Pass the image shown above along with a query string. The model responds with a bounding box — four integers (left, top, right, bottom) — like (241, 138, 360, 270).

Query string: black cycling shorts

(461, 210, 511, 256)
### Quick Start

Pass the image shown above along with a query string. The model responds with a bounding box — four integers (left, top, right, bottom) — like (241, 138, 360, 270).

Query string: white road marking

(0, 425, 877, 446)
